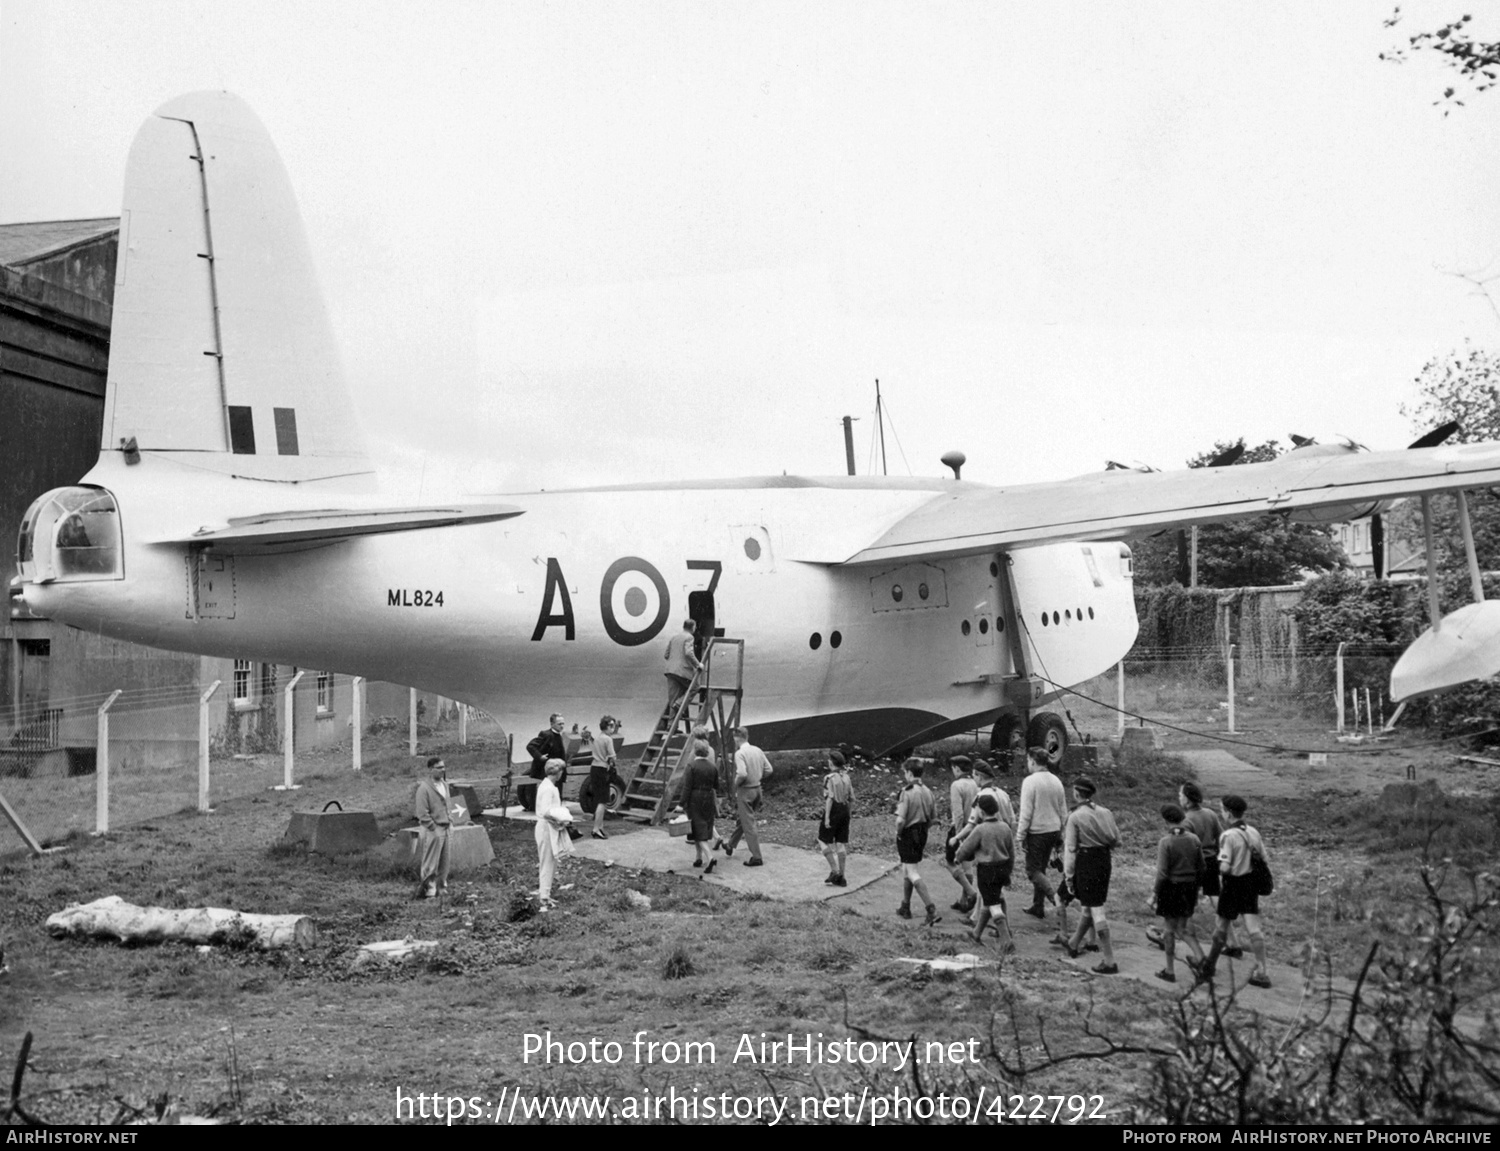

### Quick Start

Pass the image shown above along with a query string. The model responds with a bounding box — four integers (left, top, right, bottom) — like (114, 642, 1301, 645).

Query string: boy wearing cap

(818, 750, 853, 885)
(954, 793, 1016, 953)
(894, 759, 941, 927)
(1180, 781, 1243, 956)
(1153, 803, 1206, 983)
(1197, 794, 1272, 989)
(1062, 776, 1121, 974)
(970, 759, 1015, 829)
(944, 755, 980, 912)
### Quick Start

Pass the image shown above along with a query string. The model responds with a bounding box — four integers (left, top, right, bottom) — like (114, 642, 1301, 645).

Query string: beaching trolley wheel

(1027, 712, 1068, 767)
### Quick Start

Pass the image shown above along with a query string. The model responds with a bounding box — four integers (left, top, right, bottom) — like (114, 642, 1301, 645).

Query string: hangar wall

(1, 221, 457, 783)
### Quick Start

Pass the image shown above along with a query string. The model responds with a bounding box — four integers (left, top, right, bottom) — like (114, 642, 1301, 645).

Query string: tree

(1129, 440, 1347, 588)
(1382, 10, 1500, 113)
(1397, 343, 1500, 579)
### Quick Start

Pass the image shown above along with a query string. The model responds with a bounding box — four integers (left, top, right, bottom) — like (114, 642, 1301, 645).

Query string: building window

(233, 660, 251, 703)
(260, 663, 277, 701)
(317, 671, 332, 713)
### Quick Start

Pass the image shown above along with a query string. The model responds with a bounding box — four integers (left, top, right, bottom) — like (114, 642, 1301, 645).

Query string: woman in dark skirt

(684, 739, 721, 873)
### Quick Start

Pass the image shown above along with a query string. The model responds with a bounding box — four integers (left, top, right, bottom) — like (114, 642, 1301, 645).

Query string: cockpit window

(16, 486, 123, 582)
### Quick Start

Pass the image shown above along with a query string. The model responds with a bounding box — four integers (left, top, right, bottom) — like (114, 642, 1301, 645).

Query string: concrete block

(1117, 727, 1161, 753)
(399, 823, 495, 873)
(282, 807, 383, 855)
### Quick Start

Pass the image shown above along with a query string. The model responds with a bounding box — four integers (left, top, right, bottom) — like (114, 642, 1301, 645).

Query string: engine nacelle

(1282, 438, 1397, 525)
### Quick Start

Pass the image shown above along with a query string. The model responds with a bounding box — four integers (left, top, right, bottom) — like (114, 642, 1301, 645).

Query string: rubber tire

(1027, 711, 1068, 768)
(608, 779, 626, 813)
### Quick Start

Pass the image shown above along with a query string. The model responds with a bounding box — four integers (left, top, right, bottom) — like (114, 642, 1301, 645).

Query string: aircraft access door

(688, 590, 715, 659)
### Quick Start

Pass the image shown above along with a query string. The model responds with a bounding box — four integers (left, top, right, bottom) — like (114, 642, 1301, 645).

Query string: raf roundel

(599, 557, 671, 647)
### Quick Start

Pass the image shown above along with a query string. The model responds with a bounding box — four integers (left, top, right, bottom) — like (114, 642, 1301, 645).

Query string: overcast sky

(4, 1, 1499, 495)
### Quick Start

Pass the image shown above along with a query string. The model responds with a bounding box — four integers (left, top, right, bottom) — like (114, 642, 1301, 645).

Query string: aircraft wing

(160, 504, 523, 550)
(838, 442, 1500, 566)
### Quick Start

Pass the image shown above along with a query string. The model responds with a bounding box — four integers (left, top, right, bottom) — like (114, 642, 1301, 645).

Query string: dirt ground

(1, 692, 1496, 1125)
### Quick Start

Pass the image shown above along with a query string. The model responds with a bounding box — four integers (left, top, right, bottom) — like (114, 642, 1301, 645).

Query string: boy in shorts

(1180, 781, 1243, 956)
(944, 755, 980, 913)
(953, 793, 1015, 953)
(1197, 794, 1272, 988)
(1062, 777, 1120, 974)
(895, 759, 941, 927)
(818, 750, 853, 886)
(1153, 804, 1206, 983)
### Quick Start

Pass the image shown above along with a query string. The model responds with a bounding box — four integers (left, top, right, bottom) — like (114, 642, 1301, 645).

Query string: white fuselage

(22, 454, 1139, 754)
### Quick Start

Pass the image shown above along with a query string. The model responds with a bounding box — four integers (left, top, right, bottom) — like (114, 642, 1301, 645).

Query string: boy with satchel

(1195, 793, 1273, 989)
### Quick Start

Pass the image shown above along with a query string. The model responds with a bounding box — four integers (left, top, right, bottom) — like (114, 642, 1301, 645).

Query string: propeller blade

(1206, 441, 1245, 468)
(1408, 421, 1461, 450)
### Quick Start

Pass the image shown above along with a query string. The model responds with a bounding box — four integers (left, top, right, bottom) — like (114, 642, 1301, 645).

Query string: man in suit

(414, 756, 452, 899)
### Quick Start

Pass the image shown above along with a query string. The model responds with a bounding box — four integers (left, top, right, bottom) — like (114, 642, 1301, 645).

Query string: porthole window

(1077, 607, 1083, 621)
(961, 620, 971, 637)
(1052, 611, 1060, 625)
(1040, 613, 1049, 627)
(892, 585, 904, 603)
(990, 561, 999, 577)
(918, 582, 929, 601)
(744, 537, 762, 561)
(997, 618, 1005, 633)
(1065, 610, 1072, 621)
(830, 630, 842, 648)
(979, 618, 989, 635)
(1088, 607, 1094, 620)
(809, 632, 822, 650)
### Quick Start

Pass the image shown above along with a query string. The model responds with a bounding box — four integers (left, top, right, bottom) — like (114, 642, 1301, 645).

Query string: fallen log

(46, 895, 317, 950)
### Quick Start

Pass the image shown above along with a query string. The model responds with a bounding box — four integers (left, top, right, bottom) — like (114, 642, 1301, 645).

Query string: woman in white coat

(534, 758, 572, 908)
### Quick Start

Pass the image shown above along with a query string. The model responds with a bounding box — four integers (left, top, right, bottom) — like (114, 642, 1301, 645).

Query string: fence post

(1335, 641, 1346, 732)
(409, 687, 418, 757)
(1116, 661, 1126, 736)
(281, 669, 306, 790)
(95, 689, 122, 834)
(352, 676, 364, 771)
(1225, 644, 1237, 734)
(199, 680, 221, 812)
(460, 703, 468, 745)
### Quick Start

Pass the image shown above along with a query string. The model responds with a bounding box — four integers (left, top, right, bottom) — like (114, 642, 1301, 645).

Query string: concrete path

(1174, 748, 1304, 800)
(561, 817, 1314, 1019)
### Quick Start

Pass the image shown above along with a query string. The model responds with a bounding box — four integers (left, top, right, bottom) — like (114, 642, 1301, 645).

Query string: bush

(661, 941, 695, 980)
(1137, 865, 1500, 1123)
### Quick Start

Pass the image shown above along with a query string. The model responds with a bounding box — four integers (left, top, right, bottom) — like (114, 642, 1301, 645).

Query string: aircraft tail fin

(104, 91, 368, 473)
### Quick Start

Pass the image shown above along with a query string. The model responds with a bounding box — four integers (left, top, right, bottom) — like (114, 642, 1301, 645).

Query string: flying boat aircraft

(16, 92, 1500, 765)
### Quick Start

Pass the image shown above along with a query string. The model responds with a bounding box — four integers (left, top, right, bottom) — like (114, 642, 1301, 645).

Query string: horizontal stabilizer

(161, 504, 523, 550)
(1390, 600, 1500, 702)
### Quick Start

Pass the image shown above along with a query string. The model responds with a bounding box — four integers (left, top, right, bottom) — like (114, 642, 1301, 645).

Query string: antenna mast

(876, 379, 888, 476)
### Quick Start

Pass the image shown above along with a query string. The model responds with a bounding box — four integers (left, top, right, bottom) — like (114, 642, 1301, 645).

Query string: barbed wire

(1037, 674, 1499, 757)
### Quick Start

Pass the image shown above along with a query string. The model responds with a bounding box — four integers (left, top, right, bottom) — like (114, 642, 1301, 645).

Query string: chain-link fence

(1053, 643, 1411, 749)
(0, 678, 501, 853)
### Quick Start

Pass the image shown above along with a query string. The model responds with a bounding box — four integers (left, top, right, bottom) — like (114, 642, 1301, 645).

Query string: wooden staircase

(618, 638, 744, 824)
